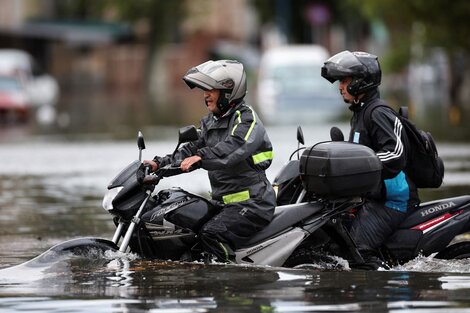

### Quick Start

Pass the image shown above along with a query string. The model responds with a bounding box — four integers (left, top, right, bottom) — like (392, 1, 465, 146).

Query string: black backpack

(364, 104, 444, 188)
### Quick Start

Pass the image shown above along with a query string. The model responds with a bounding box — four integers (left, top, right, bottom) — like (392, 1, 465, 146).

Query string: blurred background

(1, 0, 470, 271)
(0, 0, 468, 140)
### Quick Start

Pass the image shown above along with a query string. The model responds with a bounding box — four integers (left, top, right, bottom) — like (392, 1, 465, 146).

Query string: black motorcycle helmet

(321, 50, 381, 96)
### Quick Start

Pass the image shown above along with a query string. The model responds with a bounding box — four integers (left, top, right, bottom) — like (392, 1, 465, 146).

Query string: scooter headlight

(102, 186, 123, 211)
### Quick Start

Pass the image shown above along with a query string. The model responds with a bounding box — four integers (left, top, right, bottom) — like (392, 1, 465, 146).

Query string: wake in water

(392, 253, 470, 273)
(277, 253, 470, 273)
(1, 238, 469, 288)
(291, 255, 351, 271)
(0, 240, 138, 283)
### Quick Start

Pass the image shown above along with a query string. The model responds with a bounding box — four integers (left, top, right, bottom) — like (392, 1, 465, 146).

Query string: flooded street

(1, 124, 470, 312)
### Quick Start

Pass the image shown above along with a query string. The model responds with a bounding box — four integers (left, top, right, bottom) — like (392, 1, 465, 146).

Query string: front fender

(49, 237, 119, 254)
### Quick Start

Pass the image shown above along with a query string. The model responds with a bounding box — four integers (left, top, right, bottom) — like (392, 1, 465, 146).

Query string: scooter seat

(399, 195, 470, 229)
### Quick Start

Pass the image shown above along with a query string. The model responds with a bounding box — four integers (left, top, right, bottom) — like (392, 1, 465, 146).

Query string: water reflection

(2, 255, 470, 312)
(0, 125, 470, 312)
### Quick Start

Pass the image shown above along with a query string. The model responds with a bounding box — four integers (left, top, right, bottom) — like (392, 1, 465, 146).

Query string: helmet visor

(183, 61, 228, 91)
(321, 50, 364, 83)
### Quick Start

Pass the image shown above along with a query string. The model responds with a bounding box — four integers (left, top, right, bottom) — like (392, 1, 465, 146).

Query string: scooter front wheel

(435, 241, 470, 259)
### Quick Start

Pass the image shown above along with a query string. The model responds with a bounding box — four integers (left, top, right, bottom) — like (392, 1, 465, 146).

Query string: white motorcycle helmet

(183, 60, 247, 113)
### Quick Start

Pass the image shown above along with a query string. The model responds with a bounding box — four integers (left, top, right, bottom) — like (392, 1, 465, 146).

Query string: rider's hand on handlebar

(143, 160, 158, 172)
(180, 155, 201, 172)
(136, 163, 155, 185)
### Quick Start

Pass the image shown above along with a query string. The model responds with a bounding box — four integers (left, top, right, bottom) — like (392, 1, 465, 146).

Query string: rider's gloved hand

(137, 157, 159, 184)
(136, 162, 160, 185)
(180, 155, 201, 172)
(143, 159, 158, 172)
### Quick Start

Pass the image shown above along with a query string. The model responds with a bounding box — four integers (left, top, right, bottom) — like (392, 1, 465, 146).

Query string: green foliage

(52, 0, 184, 45)
(381, 39, 411, 72)
(348, 0, 470, 57)
(103, 0, 184, 44)
(251, 0, 368, 45)
(53, 0, 107, 19)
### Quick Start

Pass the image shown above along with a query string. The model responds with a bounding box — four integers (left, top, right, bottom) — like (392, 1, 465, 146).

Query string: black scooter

(48, 126, 470, 269)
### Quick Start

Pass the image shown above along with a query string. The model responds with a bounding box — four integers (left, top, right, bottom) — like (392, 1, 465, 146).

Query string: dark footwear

(351, 255, 390, 270)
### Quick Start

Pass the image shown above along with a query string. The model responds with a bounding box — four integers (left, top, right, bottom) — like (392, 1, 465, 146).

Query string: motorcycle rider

(321, 50, 420, 269)
(145, 59, 276, 263)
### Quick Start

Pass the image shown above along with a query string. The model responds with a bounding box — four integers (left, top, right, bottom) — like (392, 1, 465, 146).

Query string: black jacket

(156, 101, 275, 220)
(348, 89, 419, 212)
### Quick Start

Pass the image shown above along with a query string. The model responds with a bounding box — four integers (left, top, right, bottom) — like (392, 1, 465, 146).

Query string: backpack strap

(398, 106, 408, 119)
(363, 102, 409, 128)
(363, 101, 391, 129)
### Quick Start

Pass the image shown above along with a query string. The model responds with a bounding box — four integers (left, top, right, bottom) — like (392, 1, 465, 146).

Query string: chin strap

(216, 98, 243, 118)
(216, 89, 232, 112)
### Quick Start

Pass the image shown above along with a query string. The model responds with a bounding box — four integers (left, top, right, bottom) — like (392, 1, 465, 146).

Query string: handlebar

(157, 162, 185, 177)
(140, 161, 200, 186)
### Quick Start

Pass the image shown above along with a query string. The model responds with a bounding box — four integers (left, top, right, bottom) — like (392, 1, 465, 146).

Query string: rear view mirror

(137, 131, 146, 161)
(330, 126, 344, 141)
(137, 131, 146, 150)
(296, 126, 305, 145)
(172, 125, 199, 159)
(178, 125, 199, 144)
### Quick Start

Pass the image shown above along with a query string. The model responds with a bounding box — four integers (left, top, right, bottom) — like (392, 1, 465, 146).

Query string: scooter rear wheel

(435, 241, 470, 259)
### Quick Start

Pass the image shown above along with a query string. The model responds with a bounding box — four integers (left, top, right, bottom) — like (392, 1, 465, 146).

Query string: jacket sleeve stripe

(377, 117, 404, 162)
(230, 106, 257, 141)
(244, 108, 256, 141)
(231, 110, 242, 136)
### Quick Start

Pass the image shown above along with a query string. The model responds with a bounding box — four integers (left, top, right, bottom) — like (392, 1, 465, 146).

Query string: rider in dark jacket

(145, 60, 276, 262)
(321, 51, 420, 268)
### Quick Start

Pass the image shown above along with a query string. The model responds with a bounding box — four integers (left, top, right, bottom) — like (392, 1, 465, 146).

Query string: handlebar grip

(144, 164, 152, 175)
(142, 175, 159, 185)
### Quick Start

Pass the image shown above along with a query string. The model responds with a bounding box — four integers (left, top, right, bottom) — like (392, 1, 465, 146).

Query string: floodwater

(1, 123, 470, 313)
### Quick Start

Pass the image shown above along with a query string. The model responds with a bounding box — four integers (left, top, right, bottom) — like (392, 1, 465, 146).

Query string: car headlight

(102, 186, 123, 211)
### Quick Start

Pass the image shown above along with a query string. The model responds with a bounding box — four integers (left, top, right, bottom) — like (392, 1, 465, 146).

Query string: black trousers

(349, 200, 407, 254)
(199, 200, 272, 262)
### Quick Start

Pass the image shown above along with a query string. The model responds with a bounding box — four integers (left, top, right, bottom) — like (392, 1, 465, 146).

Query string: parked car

(0, 49, 59, 109)
(256, 45, 342, 125)
(0, 75, 31, 122)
